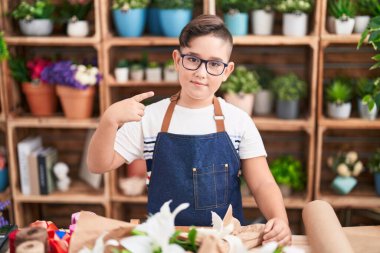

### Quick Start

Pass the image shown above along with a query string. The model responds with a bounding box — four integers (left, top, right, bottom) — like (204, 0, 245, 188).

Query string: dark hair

(179, 15, 233, 53)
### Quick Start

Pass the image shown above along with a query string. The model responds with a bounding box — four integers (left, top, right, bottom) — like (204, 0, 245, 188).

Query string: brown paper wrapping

(302, 200, 354, 253)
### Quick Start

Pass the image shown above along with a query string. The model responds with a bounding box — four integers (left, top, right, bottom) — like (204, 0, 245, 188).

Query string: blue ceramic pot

(148, 8, 162, 35)
(224, 12, 248, 36)
(0, 168, 9, 192)
(159, 9, 192, 37)
(112, 8, 147, 37)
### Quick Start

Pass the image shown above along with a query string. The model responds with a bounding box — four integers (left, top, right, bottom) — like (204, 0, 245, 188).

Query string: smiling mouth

(191, 81, 208, 86)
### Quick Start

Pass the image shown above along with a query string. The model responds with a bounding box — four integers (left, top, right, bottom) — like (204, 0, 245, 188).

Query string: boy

(87, 15, 291, 246)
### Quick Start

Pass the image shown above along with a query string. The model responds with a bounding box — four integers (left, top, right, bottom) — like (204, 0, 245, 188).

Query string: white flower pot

(224, 93, 255, 115)
(164, 68, 178, 82)
(327, 102, 352, 119)
(19, 19, 53, 36)
(251, 10, 274, 35)
(114, 67, 129, 83)
(130, 69, 144, 81)
(335, 18, 355, 35)
(145, 67, 162, 82)
(358, 100, 378, 120)
(254, 89, 274, 115)
(283, 13, 308, 37)
(354, 16, 370, 34)
(67, 20, 90, 37)
(327, 16, 336, 33)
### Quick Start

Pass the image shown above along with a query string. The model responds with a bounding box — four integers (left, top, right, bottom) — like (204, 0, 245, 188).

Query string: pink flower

(27, 58, 52, 82)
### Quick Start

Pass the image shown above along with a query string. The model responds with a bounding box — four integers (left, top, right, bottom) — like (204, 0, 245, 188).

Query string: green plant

(155, 0, 193, 9)
(219, 0, 251, 13)
(325, 78, 353, 104)
(147, 61, 160, 68)
(164, 59, 174, 68)
(11, 0, 56, 20)
(269, 155, 305, 191)
(356, 78, 380, 111)
(368, 149, 380, 173)
(328, 0, 356, 19)
(247, 0, 276, 11)
(116, 59, 129, 68)
(59, 0, 93, 22)
(358, 16, 380, 70)
(272, 73, 307, 101)
(112, 0, 150, 10)
(275, 0, 314, 13)
(0, 32, 9, 61)
(130, 62, 143, 70)
(355, 0, 380, 16)
(255, 66, 274, 90)
(220, 66, 261, 94)
(8, 57, 29, 83)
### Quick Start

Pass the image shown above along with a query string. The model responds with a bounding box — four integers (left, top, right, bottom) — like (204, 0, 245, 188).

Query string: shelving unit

(314, 0, 380, 208)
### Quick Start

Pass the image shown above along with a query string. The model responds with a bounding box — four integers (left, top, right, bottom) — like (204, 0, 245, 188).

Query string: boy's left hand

(262, 218, 292, 246)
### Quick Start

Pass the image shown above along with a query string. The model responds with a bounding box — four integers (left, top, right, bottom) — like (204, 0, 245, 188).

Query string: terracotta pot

(56, 85, 96, 119)
(22, 82, 57, 116)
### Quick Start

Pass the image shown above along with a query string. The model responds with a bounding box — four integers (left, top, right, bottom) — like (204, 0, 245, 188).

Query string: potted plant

(325, 78, 353, 119)
(272, 73, 307, 119)
(145, 61, 162, 82)
(41, 60, 101, 119)
(328, 0, 356, 35)
(219, 0, 250, 36)
(327, 151, 364, 195)
(269, 155, 306, 197)
(253, 66, 275, 115)
(353, 0, 376, 33)
(275, 0, 314, 37)
(0, 32, 9, 61)
(163, 59, 177, 82)
(248, 0, 276, 35)
(11, 0, 55, 36)
(368, 148, 380, 195)
(355, 78, 380, 120)
(112, 0, 149, 37)
(156, 0, 193, 37)
(114, 59, 129, 83)
(130, 62, 144, 81)
(220, 66, 260, 115)
(147, 0, 163, 35)
(59, 0, 93, 37)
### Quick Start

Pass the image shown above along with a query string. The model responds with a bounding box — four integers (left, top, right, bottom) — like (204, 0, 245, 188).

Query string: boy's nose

(194, 62, 208, 78)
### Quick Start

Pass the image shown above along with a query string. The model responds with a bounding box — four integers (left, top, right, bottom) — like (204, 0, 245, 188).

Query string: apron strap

(161, 92, 225, 133)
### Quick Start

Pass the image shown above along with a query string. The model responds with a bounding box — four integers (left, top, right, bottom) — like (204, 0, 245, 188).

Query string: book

(27, 147, 43, 195)
(79, 129, 102, 189)
(17, 136, 42, 195)
(37, 147, 58, 195)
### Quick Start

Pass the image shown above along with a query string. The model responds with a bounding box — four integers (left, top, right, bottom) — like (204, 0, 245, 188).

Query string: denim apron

(147, 93, 244, 226)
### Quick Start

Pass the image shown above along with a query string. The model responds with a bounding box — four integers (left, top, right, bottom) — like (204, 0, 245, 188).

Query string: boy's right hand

(103, 91, 155, 126)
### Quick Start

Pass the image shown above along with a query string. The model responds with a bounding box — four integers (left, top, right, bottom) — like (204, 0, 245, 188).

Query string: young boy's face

(173, 34, 234, 106)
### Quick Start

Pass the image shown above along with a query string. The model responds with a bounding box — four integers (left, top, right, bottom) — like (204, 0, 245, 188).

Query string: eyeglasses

(180, 53, 228, 76)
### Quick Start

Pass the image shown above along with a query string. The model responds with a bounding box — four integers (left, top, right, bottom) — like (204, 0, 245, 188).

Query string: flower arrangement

(27, 58, 52, 84)
(41, 60, 101, 90)
(59, 0, 93, 22)
(0, 200, 11, 227)
(275, 0, 314, 14)
(328, 151, 364, 195)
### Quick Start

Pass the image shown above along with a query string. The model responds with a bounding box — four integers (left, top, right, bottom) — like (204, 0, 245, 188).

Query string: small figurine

(53, 162, 71, 192)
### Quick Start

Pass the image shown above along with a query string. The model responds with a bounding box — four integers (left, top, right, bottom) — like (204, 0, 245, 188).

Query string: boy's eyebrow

(186, 51, 225, 62)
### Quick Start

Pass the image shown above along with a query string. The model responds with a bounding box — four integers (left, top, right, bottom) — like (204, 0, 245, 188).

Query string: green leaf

(357, 29, 369, 49)
(369, 61, 380, 70)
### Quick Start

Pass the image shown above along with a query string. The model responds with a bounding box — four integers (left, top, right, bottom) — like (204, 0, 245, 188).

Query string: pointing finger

(133, 91, 154, 102)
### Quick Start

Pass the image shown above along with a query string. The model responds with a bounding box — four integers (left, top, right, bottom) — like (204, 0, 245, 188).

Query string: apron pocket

(193, 163, 229, 210)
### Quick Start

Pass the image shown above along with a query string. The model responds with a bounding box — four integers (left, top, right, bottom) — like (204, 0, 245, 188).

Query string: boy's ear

(222, 62, 235, 82)
(172, 49, 182, 71)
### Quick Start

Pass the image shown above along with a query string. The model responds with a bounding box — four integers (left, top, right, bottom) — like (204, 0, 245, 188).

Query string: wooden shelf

(233, 35, 319, 46)
(320, 34, 363, 45)
(105, 36, 179, 47)
(253, 117, 313, 132)
(7, 116, 99, 129)
(4, 36, 100, 46)
(318, 117, 380, 130)
(317, 188, 380, 208)
(13, 179, 106, 204)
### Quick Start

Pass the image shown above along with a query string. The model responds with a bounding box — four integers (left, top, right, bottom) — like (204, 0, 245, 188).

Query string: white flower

(120, 200, 189, 253)
(337, 163, 351, 177)
(78, 233, 106, 253)
(352, 161, 364, 177)
(74, 64, 99, 86)
(345, 151, 358, 165)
